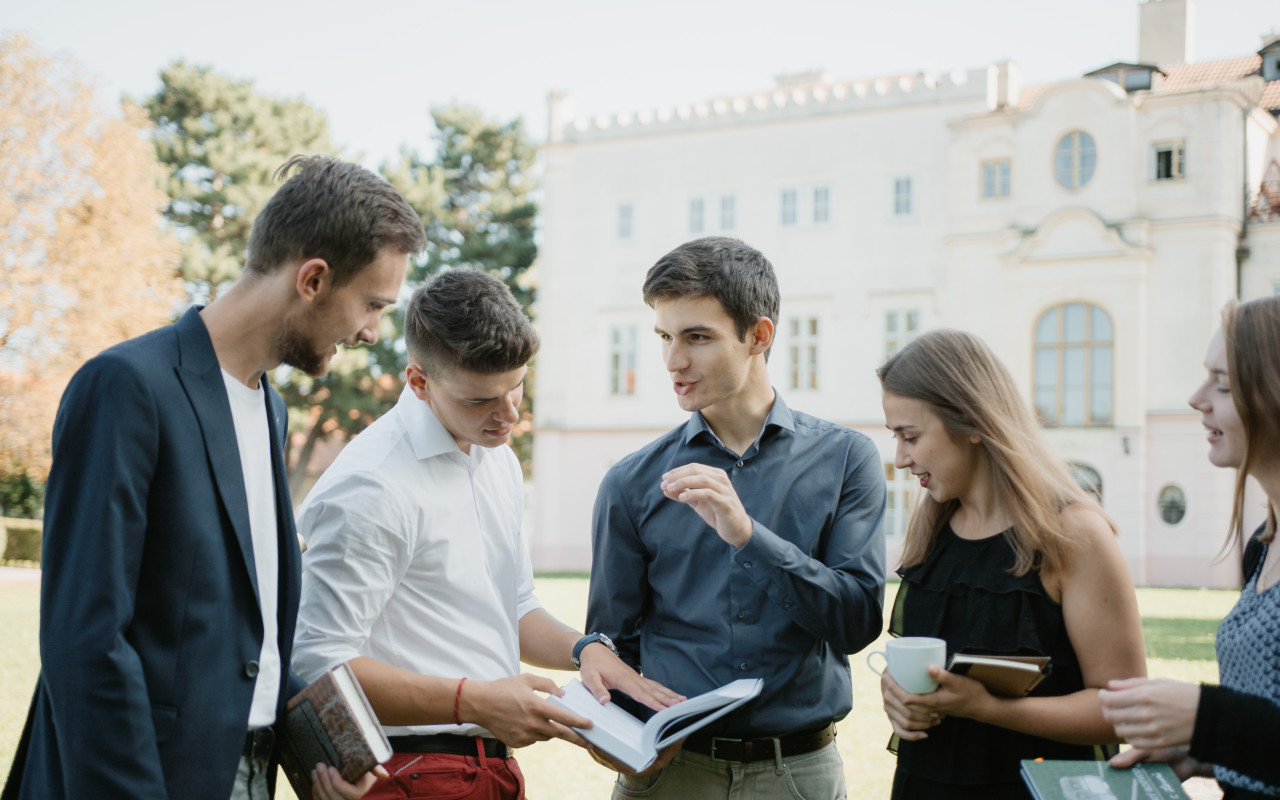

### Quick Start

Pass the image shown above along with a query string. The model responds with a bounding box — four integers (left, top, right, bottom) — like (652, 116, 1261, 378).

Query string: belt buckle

(707, 736, 741, 762)
(246, 728, 275, 762)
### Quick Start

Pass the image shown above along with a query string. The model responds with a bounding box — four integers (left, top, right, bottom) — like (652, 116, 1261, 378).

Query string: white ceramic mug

(865, 636, 946, 694)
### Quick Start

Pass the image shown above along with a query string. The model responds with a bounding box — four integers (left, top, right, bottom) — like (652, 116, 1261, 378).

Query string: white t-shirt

(221, 369, 282, 729)
(293, 385, 541, 737)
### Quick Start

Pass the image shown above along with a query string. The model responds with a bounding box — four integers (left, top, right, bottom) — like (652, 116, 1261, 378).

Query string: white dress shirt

(292, 385, 541, 737)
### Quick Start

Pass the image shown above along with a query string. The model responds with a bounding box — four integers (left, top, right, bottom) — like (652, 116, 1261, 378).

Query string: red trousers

(364, 749, 525, 800)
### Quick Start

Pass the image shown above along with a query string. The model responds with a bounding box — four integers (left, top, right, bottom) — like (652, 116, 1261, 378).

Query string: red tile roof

(1016, 55, 1279, 112)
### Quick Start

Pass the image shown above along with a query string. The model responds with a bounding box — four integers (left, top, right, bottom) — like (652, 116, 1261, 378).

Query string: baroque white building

(532, 0, 1280, 588)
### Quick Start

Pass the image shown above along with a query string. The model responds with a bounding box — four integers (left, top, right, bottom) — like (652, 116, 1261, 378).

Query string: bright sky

(5, 0, 1278, 168)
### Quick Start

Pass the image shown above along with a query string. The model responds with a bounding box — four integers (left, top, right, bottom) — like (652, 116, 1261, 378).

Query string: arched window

(1069, 462, 1103, 504)
(1055, 131, 1096, 189)
(1034, 303, 1114, 427)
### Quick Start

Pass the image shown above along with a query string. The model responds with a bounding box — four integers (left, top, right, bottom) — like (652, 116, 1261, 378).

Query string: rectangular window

(780, 189, 797, 226)
(893, 177, 913, 216)
(617, 203, 633, 239)
(608, 326, 637, 396)
(883, 461, 916, 538)
(813, 186, 830, 223)
(688, 198, 704, 234)
(884, 309, 921, 360)
(981, 160, 1011, 197)
(720, 195, 736, 231)
(787, 316, 820, 391)
(1153, 142, 1185, 181)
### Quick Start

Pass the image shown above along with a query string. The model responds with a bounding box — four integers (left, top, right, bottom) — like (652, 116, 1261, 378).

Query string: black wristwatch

(571, 632, 618, 669)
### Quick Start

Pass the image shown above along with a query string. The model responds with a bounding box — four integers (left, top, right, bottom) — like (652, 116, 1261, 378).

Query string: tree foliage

(0, 34, 183, 482)
(144, 61, 335, 302)
(384, 106, 541, 466)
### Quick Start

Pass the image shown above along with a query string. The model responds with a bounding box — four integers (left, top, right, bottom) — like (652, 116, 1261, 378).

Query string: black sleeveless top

(889, 524, 1114, 791)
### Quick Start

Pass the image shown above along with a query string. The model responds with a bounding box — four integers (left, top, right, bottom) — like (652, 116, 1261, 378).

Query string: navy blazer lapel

(265, 386, 301, 633)
(171, 307, 260, 607)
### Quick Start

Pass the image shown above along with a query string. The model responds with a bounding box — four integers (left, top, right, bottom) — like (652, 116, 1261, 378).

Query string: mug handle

(866, 650, 888, 677)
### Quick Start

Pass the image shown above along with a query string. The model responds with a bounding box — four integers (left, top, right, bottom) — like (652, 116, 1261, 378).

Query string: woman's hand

(1099, 677, 1199, 750)
(1108, 743, 1211, 781)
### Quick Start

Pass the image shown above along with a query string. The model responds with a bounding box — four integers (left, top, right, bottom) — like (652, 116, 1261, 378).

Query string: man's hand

(1099, 677, 1199, 751)
(588, 739, 682, 776)
(461, 673, 594, 748)
(660, 464, 752, 547)
(577, 643, 685, 711)
(311, 763, 388, 800)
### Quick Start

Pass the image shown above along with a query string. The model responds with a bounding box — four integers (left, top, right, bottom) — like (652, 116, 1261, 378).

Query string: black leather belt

(683, 722, 836, 763)
(243, 727, 276, 761)
(387, 734, 509, 759)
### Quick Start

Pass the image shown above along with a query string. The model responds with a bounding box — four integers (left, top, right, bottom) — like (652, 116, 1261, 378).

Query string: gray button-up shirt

(586, 392, 887, 737)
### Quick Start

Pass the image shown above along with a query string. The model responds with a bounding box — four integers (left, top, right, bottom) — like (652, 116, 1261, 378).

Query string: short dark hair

(642, 237, 779, 357)
(404, 271, 539, 376)
(245, 155, 425, 286)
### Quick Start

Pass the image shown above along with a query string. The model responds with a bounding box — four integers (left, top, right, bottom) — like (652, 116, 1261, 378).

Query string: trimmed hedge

(2, 517, 42, 565)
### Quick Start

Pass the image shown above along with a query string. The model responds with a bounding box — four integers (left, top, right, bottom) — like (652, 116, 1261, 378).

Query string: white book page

(555, 679, 648, 745)
(333, 664, 393, 762)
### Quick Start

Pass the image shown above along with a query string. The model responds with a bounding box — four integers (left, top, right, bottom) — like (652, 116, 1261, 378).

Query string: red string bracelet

(453, 677, 467, 725)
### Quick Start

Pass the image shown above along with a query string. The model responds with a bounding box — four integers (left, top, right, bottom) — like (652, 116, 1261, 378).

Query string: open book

(1020, 759, 1189, 800)
(278, 662, 392, 800)
(548, 677, 763, 772)
(947, 653, 1051, 698)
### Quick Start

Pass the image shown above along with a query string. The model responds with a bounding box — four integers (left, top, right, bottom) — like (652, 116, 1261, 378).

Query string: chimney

(1139, 0, 1195, 67)
(547, 91, 574, 144)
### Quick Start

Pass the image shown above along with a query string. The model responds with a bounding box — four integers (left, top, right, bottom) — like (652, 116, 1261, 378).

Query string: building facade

(532, 0, 1280, 587)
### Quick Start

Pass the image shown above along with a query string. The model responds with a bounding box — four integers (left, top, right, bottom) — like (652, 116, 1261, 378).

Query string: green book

(1020, 759, 1190, 800)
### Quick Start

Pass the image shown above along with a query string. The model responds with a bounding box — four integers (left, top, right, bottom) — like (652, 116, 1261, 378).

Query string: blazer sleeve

(37, 355, 169, 798)
(1191, 683, 1280, 786)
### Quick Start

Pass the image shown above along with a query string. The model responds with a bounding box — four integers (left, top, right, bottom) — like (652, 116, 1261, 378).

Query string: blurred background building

(532, 0, 1280, 587)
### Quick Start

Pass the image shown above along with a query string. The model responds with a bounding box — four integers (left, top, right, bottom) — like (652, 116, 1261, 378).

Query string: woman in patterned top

(1101, 296, 1280, 799)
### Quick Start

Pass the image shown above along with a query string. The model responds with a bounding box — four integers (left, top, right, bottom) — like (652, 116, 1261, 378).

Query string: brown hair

(1221, 296, 1280, 549)
(245, 155, 425, 286)
(404, 270, 539, 376)
(877, 329, 1112, 575)
(642, 237, 779, 359)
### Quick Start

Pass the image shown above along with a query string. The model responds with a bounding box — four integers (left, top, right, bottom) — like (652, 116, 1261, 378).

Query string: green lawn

(0, 577, 1234, 799)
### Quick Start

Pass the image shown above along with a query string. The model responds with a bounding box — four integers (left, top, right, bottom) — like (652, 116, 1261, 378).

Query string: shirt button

(735, 460, 744, 468)
(783, 602, 792, 609)
(244, 660, 260, 679)
(739, 662, 748, 671)
(736, 611, 745, 620)
(743, 561, 752, 568)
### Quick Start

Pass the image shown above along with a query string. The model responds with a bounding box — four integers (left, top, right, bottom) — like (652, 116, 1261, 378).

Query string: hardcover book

(1020, 759, 1190, 800)
(278, 662, 392, 800)
(948, 653, 1051, 698)
(548, 677, 763, 772)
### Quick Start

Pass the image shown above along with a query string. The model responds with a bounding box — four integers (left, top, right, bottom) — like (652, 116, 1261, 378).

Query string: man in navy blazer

(2, 156, 425, 800)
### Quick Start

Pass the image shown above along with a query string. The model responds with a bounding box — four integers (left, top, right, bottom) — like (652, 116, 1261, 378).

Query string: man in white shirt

(293, 271, 680, 800)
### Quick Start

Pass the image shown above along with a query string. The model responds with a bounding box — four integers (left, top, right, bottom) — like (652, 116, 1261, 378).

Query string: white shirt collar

(396, 384, 487, 465)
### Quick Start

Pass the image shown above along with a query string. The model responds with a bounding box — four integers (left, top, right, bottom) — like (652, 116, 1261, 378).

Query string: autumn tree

(144, 61, 335, 302)
(0, 34, 182, 497)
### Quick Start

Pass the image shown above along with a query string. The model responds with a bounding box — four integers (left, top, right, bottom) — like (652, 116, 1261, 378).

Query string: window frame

(1033, 302, 1115, 428)
(786, 314, 821, 392)
(1054, 131, 1097, 190)
(1151, 140, 1185, 182)
(981, 159, 1012, 198)
(616, 202, 633, 240)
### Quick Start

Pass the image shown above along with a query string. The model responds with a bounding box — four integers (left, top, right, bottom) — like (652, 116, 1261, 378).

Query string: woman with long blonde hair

(878, 328, 1146, 799)
(1101, 297, 1280, 798)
